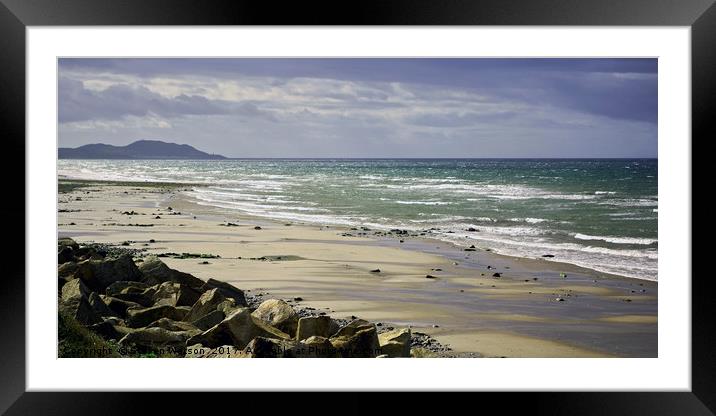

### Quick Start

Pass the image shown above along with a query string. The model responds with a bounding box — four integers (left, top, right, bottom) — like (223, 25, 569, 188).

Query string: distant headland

(58, 140, 227, 160)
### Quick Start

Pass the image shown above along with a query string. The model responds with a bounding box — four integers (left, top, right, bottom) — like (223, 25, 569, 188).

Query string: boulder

(186, 308, 290, 349)
(87, 292, 118, 318)
(59, 296, 102, 326)
(251, 299, 298, 337)
(296, 336, 338, 358)
(138, 256, 205, 289)
(200, 278, 248, 306)
(73, 246, 103, 261)
(58, 237, 79, 251)
(378, 328, 411, 357)
(86, 318, 132, 341)
(106, 281, 156, 306)
(109, 291, 155, 307)
(153, 281, 202, 307)
(118, 327, 193, 354)
(296, 315, 340, 340)
(243, 337, 300, 358)
(60, 278, 92, 305)
(106, 280, 151, 295)
(58, 262, 78, 278)
(59, 279, 102, 325)
(190, 309, 225, 331)
(126, 304, 187, 328)
(75, 254, 143, 292)
(58, 246, 74, 264)
(216, 299, 238, 315)
(329, 319, 381, 358)
(183, 288, 226, 323)
(102, 296, 141, 318)
(58, 276, 71, 294)
(147, 318, 201, 336)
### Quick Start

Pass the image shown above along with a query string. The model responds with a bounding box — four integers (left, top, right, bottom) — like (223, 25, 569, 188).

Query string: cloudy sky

(58, 58, 657, 158)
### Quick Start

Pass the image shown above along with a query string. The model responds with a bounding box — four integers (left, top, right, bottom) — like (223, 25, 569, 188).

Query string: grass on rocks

(58, 310, 121, 358)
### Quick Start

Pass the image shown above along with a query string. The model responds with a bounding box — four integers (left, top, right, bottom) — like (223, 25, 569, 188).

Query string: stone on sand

(186, 308, 290, 349)
(378, 327, 411, 357)
(251, 299, 299, 337)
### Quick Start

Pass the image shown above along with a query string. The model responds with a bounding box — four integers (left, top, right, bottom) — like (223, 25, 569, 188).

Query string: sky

(58, 58, 657, 158)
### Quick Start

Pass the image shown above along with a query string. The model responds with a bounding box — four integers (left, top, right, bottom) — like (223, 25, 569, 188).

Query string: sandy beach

(58, 180, 658, 357)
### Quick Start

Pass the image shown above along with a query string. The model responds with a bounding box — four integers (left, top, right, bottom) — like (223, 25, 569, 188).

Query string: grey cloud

(58, 76, 274, 123)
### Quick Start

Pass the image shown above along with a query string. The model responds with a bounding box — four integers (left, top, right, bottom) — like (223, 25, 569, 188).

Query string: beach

(58, 179, 658, 357)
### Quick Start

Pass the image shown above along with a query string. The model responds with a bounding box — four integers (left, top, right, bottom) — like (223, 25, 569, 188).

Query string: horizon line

(59, 156, 658, 160)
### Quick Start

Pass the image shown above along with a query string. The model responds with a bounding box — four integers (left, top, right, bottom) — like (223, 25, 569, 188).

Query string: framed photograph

(3, 0, 710, 413)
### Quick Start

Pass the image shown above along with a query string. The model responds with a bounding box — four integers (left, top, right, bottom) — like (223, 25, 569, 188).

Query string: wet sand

(58, 180, 657, 357)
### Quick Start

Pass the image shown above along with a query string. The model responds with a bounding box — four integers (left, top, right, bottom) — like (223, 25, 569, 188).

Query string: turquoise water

(58, 159, 658, 280)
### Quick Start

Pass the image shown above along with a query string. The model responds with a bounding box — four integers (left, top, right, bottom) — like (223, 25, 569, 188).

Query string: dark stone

(329, 319, 380, 358)
(103, 296, 141, 318)
(187, 308, 291, 349)
(200, 278, 247, 307)
(190, 309, 226, 331)
(153, 281, 202, 307)
(75, 254, 143, 292)
(58, 237, 80, 251)
(88, 292, 118, 318)
(58, 246, 75, 264)
(139, 256, 205, 289)
(119, 327, 192, 354)
(126, 304, 187, 328)
(86, 319, 123, 340)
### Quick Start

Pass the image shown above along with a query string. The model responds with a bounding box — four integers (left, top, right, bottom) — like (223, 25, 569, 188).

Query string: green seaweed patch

(250, 255, 305, 262)
(157, 252, 221, 259)
(58, 178, 206, 189)
(58, 181, 92, 194)
(103, 223, 154, 227)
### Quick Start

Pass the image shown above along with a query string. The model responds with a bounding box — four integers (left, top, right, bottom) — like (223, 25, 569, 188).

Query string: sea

(58, 159, 658, 281)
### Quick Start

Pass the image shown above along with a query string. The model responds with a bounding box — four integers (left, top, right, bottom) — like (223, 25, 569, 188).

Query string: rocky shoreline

(58, 237, 453, 358)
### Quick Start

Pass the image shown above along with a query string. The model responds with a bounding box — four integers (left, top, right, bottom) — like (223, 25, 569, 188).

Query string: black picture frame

(1, 0, 710, 414)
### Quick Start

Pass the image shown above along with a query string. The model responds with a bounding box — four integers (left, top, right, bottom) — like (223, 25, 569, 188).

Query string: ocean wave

(598, 199, 658, 207)
(394, 200, 451, 205)
(187, 193, 329, 213)
(574, 233, 657, 245)
(509, 217, 548, 223)
(434, 231, 658, 279)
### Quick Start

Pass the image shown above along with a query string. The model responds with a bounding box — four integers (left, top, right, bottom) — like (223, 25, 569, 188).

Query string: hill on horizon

(58, 140, 227, 160)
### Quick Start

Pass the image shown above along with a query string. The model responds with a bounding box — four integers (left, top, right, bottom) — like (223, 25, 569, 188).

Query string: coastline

(58, 179, 658, 357)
